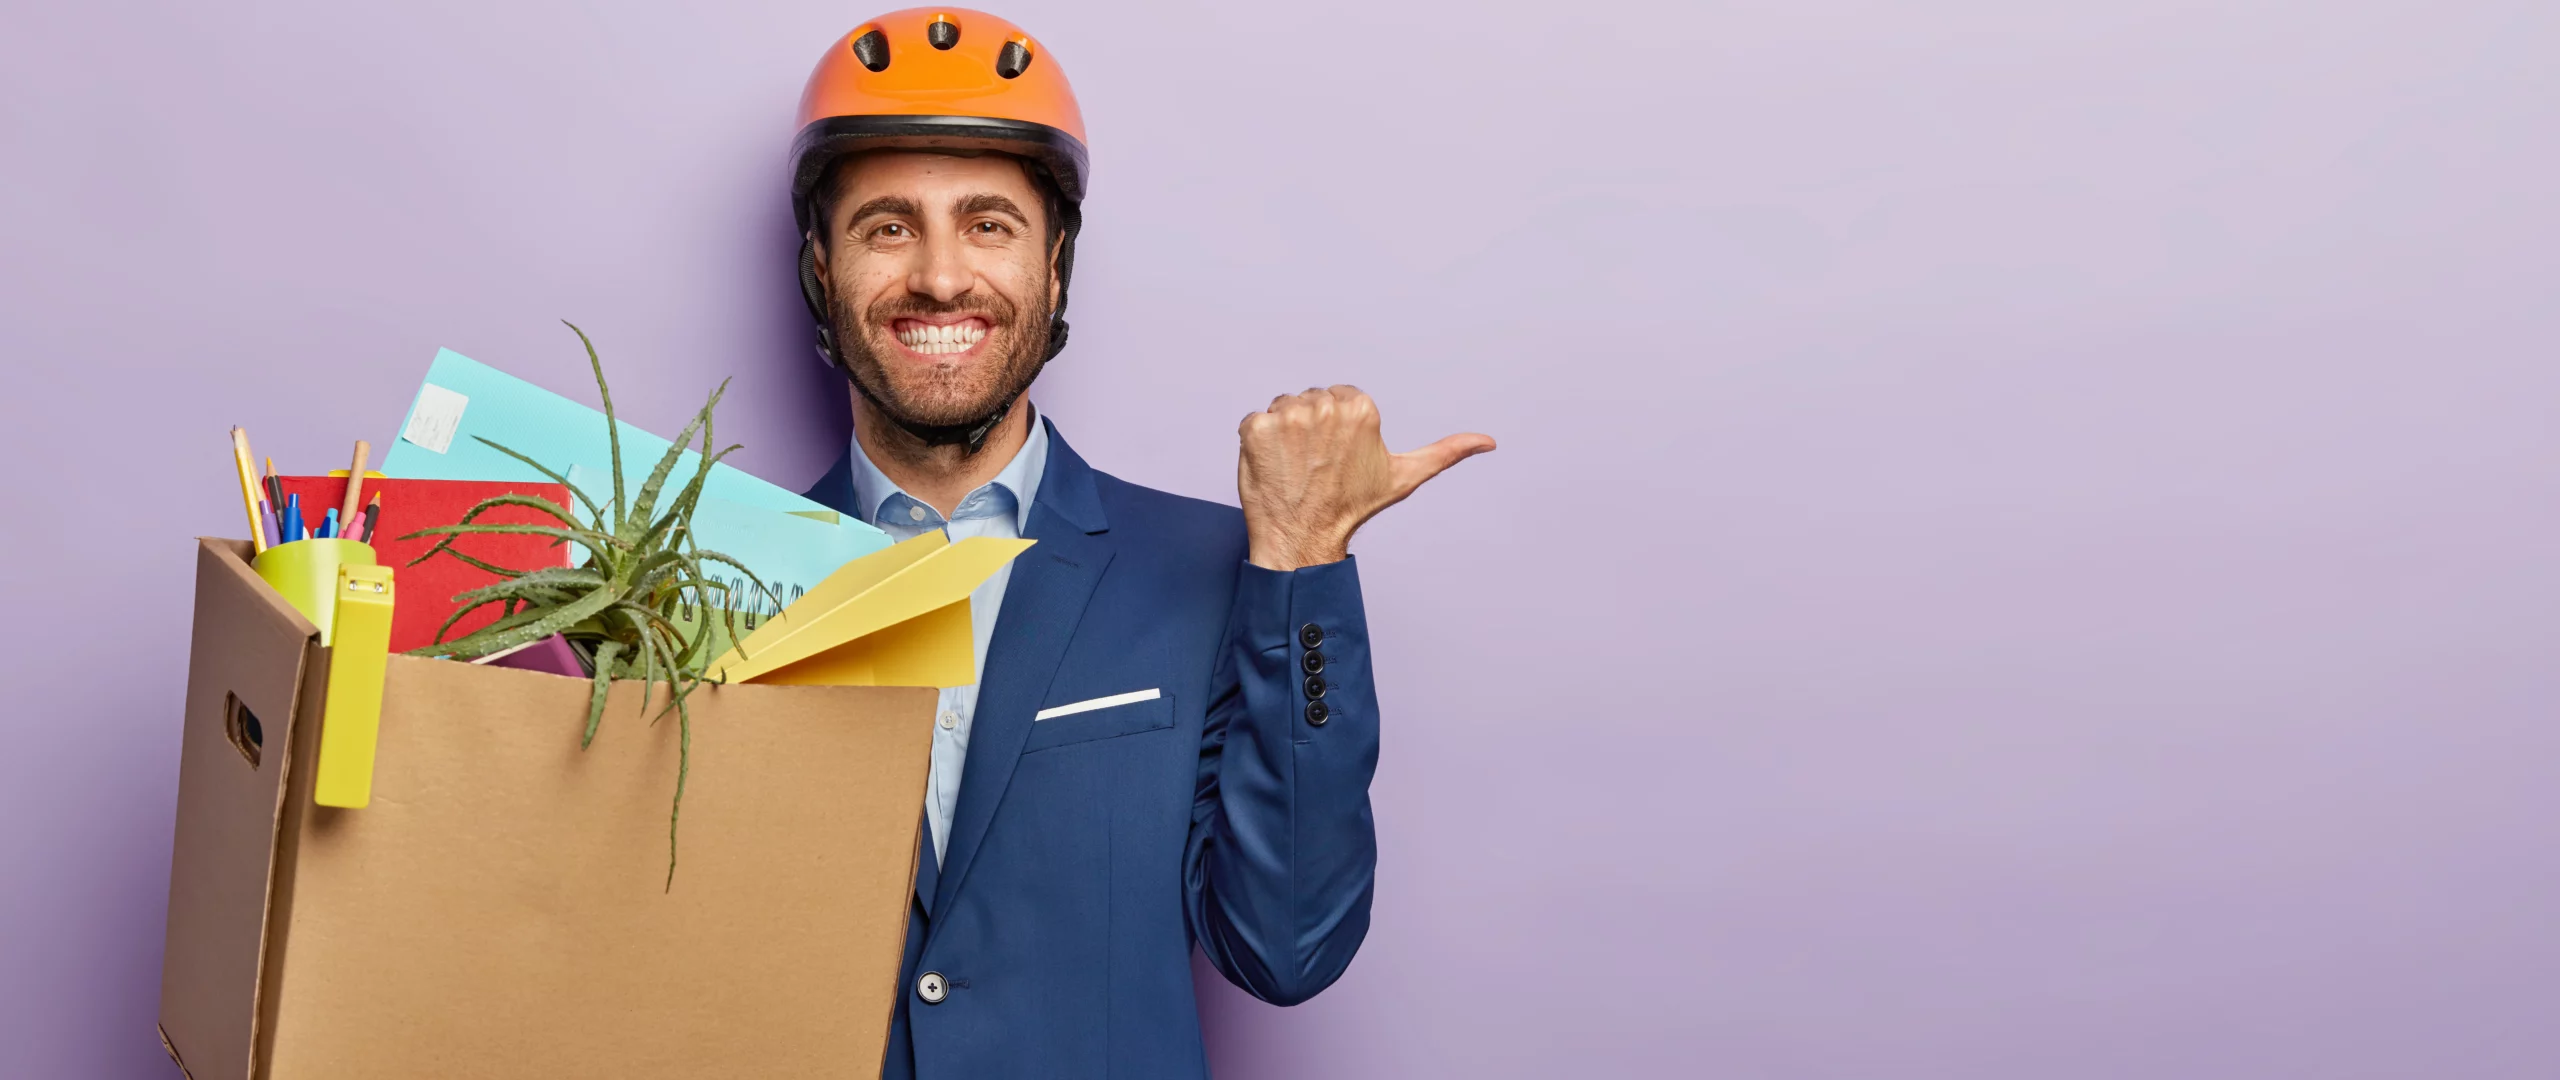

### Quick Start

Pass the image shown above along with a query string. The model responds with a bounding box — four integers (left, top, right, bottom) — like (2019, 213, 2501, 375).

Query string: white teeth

(896, 323, 984, 354)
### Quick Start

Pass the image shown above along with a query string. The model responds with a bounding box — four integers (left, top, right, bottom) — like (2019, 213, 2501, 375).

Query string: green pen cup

(253, 539, 377, 645)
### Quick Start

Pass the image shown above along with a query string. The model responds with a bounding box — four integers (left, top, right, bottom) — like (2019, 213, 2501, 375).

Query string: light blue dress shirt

(844, 412, 1049, 866)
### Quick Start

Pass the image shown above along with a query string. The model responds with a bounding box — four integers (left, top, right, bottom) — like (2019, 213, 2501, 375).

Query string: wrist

(1246, 531, 1350, 572)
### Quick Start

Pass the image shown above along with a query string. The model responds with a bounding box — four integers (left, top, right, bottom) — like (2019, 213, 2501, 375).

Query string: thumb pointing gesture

(1387, 432, 1500, 504)
(1237, 385, 1496, 571)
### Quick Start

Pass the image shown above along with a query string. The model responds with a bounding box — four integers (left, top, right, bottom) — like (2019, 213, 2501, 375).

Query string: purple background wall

(6, 1, 2558, 1075)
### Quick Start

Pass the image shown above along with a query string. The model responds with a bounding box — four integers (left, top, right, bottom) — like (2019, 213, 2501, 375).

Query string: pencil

(231, 427, 269, 553)
(338, 439, 371, 533)
(264, 457, 284, 511)
(360, 492, 382, 544)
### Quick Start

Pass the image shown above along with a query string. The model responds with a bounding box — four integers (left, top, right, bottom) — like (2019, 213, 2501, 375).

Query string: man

(787, 11, 1493, 1077)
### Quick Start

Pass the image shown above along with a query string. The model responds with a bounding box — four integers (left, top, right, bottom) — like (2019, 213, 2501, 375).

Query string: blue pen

(319, 508, 339, 540)
(281, 494, 304, 544)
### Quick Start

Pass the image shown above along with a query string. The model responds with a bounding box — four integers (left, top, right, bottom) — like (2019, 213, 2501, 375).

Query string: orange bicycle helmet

(791, 8, 1086, 217)
(791, 9, 1088, 447)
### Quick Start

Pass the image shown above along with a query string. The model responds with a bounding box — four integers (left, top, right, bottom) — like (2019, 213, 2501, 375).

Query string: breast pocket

(1023, 689, 1175, 754)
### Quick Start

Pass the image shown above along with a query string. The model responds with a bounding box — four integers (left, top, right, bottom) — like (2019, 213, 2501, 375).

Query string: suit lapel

(928, 423, 1112, 922)
(798, 444, 860, 514)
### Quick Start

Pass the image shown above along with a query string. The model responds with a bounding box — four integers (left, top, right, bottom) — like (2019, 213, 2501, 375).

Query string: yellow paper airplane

(708, 531, 1033, 687)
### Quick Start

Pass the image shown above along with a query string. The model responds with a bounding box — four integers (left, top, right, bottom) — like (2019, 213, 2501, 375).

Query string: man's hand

(1237, 386, 1496, 571)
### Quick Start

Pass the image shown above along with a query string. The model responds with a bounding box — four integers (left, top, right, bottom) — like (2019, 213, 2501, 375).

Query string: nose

(907, 230, 973, 304)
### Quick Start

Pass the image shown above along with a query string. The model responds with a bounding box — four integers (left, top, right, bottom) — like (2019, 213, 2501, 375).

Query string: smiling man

(787, 10, 1493, 1078)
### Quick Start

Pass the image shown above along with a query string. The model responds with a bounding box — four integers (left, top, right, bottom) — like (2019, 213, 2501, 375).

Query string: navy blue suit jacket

(803, 420, 1379, 1079)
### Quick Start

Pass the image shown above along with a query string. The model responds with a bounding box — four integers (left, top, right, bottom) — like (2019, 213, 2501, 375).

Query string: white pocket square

(1035, 688, 1162, 721)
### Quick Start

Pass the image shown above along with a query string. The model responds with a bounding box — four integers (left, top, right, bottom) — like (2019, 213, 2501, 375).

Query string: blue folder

(381, 348, 890, 605)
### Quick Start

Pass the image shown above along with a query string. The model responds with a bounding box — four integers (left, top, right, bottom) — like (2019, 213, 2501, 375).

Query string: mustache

(864, 291, 1019, 328)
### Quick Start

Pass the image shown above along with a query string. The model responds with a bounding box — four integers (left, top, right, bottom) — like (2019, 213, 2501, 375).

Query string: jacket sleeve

(1183, 556, 1379, 1006)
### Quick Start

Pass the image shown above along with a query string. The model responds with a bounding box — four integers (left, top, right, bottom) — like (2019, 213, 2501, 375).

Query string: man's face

(813, 151, 1058, 437)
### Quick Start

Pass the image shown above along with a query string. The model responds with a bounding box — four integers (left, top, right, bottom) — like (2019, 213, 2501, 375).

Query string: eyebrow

(954, 193, 1029, 222)
(847, 195, 920, 223)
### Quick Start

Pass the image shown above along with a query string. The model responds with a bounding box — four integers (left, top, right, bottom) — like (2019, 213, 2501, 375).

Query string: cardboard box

(158, 539, 933, 1079)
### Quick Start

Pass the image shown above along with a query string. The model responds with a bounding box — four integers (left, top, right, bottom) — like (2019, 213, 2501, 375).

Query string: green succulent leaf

(400, 521, 625, 553)
(418, 595, 559, 655)
(626, 380, 727, 540)
(563, 321, 628, 524)
(584, 639, 625, 748)
(428, 554, 623, 659)
(400, 322, 774, 886)
(445, 490, 586, 532)
(666, 694, 692, 893)
(471, 436, 604, 521)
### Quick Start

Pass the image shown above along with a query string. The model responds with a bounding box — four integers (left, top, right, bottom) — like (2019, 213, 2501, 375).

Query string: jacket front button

(916, 970, 948, 1004)
(1299, 622, 1324, 649)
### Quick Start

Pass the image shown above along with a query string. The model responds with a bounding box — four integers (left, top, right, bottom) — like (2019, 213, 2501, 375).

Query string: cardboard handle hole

(223, 692, 264, 769)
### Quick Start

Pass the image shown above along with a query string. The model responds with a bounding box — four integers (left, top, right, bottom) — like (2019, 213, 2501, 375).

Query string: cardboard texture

(159, 539, 936, 1079)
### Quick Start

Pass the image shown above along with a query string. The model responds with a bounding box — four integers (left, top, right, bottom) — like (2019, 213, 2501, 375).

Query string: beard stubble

(826, 273, 1054, 441)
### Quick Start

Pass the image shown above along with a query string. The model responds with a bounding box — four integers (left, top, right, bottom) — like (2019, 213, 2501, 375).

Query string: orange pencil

(338, 439, 371, 533)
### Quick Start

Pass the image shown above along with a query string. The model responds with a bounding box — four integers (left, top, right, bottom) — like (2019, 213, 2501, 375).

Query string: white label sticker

(401, 383, 468, 454)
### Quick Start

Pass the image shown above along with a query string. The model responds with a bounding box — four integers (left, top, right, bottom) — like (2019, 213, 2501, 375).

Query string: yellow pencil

(231, 426, 269, 553)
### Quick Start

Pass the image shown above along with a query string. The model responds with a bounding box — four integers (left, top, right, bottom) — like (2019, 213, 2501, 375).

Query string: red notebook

(276, 476, 577, 654)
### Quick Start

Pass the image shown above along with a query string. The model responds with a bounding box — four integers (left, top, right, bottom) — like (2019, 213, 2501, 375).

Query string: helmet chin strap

(798, 201, 1080, 456)
(832, 365, 1024, 454)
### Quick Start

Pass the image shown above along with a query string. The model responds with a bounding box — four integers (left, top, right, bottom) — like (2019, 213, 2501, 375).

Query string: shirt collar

(846, 407, 1048, 532)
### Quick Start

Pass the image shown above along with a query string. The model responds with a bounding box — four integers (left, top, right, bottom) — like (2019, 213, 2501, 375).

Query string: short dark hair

(810, 151, 1065, 257)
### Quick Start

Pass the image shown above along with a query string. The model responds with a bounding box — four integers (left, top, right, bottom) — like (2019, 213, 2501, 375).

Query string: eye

(872, 222, 911, 240)
(972, 221, 1006, 234)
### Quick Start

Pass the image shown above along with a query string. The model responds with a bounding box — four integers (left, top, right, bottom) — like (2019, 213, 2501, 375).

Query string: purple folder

(474, 634, 589, 679)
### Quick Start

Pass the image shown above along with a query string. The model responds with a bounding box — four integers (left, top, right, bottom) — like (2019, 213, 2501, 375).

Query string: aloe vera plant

(399, 321, 770, 887)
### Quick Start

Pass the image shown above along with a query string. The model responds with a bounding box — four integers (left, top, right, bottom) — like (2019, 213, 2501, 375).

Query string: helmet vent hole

(996, 40, 1033, 79)
(927, 18, 960, 50)
(850, 29, 891, 72)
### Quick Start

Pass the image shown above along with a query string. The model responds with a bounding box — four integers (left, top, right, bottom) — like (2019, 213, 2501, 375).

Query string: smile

(892, 318, 989, 357)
